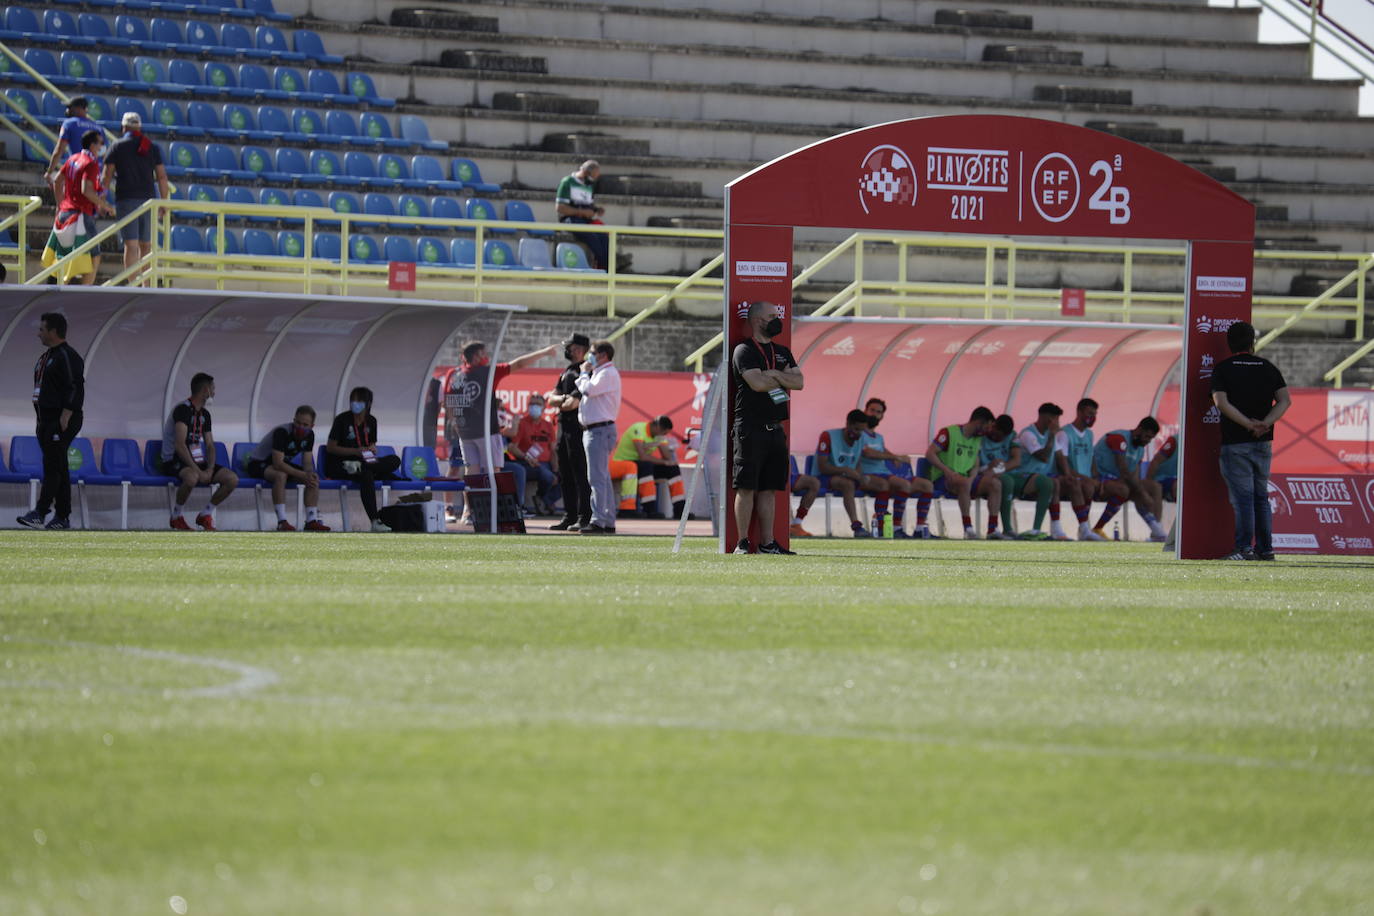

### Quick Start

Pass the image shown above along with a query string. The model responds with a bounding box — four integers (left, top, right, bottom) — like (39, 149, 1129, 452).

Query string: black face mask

(866, 415, 880, 429)
(564, 346, 575, 361)
(763, 317, 783, 337)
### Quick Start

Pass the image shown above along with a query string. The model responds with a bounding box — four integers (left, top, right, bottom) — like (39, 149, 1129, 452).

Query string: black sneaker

(549, 518, 576, 531)
(757, 541, 796, 555)
(732, 538, 752, 554)
(1257, 552, 1276, 561)
(579, 524, 615, 535)
(16, 510, 45, 529)
(44, 516, 70, 530)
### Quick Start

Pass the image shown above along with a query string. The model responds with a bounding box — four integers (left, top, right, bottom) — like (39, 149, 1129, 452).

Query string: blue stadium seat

(359, 112, 407, 148)
(518, 237, 553, 270)
(169, 58, 219, 97)
(201, 0, 255, 20)
(243, 228, 275, 257)
(206, 142, 254, 179)
(504, 199, 549, 236)
(132, 56, 178, 94)
(221, 23, 272, 60)
(431, 196, 463, 223)
(344, 151, 395, 190)
(149, 18, 196, 55)
(256, 25, 305, 61)
(184, 20, 222, 52)
(255, 104, 290, 137)
(306, 68, 356, 106)
(276, 230, 305, 258)
(483, 239, 521, 269)
(451, 237, 476, 267)
(115, 96, 152, 131)
(113, 15, 152, 49)
(325, 109, 364, 145)
(397, 194, 429, 223)
(20, 130, 49, 163)
(170, 224, 205, 252)
(416, 236, 448, 266)
(241, 0, 293, 23)
(291, 107, 331, 141)
(258, 186, 289, 220)
(5, 88, 40, 123)
(237, 62, 289, 100)
(206, 225, 240, 254)
(187, 100, 227, 136)
(221, 103, 268, 139)
(274, 66, 325, 102)
(466, 198, 497, 223)
(78, 13, 130, 48)
(223, 185, 255, 217)
(362, 192, 395, 221)
(345, 72, 394, 107)
(293, 29, 343, 65)
(45, 9, 95, 47)
(152, 98, 201, 135)
(166, 140, 205, 177)
(23, 49, 62, 84)
(326, 191, 361, 222)
(397, 114, 448, 151)
(292, 188, 323, 209)
(39, 91, 67, 125)
(312, 149, 354, 185)
(180, 182, 219, 218)
(58, 51, 108, 89)
(100, 438, 170, 490)
(240, 144, 272, 177)
(0, 49, 34, 84)
(347, 233, 382, 263)
(85, 94, 115, 126)
(400, 447, 465, 491)
(383, 235, 415, 263)
(3, 7, 47, 43)
(410, 155, 464, 193)
(267, 146, 318, 184)
(452, 157, 499, 193)
(98, 55, 135, 91)
(314, 232, 341, 260)
(555, 241, 600, 272)
(205, 62, 254, 99)
(377, 153, 412, 187)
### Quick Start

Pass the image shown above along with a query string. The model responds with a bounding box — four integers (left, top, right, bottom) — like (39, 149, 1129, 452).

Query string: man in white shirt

(575, 339, 622, 534)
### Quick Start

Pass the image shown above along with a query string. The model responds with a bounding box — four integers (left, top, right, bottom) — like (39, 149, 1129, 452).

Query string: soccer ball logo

(857, 144, 918, 214)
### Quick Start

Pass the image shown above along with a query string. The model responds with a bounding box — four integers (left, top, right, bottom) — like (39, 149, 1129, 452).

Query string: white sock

(306, 507, 319, 521)
(173, 504, 184, 518)
(274, 503, 288, 522)
(201, 503, 215, 517)
(1051, 521, 1066, 535)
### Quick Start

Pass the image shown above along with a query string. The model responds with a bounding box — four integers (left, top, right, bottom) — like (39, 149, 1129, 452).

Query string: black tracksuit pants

(556, 433, 591, 524)
(35, 409, 82, 519)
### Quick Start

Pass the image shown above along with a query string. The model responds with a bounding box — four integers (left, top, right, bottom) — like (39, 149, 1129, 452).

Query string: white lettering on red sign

(1196, 276, 1248, 293)
(1286, 477, 1355, 506)
(1327, 390, 1374, 442)
(1030, 153, 1080, 223)
(735, 260, 789, 278)
(926, 147, 1010, 193)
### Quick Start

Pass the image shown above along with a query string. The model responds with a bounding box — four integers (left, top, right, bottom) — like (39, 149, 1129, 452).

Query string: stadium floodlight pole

(481, 310, 512, 535)
(672, 363, 725, 555)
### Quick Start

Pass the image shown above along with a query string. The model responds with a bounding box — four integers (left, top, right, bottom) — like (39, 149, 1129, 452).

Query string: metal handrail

(1323, 335, 1374, 387)
(0, 194, 41, 282)
(1255, 254, 1373, 351)
(1238, 0, 1374, 80)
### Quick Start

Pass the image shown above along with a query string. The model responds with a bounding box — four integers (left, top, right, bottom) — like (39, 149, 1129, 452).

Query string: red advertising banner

(1061, 288, 1085, 317)
(1272, 388, 1374, 475)
(724, 222, 794, 551)
(388, 261, 416, 291)
(1178, 241, 1254, 560)
(1269, 472, 1374, 556)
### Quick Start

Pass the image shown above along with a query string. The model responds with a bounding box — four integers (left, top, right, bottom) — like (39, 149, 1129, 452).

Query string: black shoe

(44, 516, 70, 530)
(1257, 552, 1276, 561)
(757, 541, 796, 555)
(579, 524, 614, 535)
(732, 538, 752, 554)
(549, 518, 576, 531)
(16, 510, 45, 529)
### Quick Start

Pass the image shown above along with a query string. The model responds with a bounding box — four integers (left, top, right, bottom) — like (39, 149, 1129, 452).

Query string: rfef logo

(1030, 152, 1079, 223)
(858, 145, 918, 214)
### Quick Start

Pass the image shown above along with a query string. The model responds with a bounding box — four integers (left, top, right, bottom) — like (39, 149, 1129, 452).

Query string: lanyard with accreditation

(754, 340, 789, 405)
(354, 417, 377, 463)
(182, 401, 207, 464)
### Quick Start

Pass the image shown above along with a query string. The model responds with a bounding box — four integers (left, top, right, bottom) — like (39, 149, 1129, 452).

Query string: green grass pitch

(2, 532, 1372, 915)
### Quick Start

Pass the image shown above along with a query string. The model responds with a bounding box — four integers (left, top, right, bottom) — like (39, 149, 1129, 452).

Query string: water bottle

(1113, 521, 1120, 541)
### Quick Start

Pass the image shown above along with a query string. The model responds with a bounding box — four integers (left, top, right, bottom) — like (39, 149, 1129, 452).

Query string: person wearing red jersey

(43, 130, 113, 285)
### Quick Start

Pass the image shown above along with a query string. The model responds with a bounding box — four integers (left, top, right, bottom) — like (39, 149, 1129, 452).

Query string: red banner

(1269, 472, 1374, 555)
(724, 223, 794, 551)
(1178, 240, 1254, 560)
(1272, 388, 1374, 475)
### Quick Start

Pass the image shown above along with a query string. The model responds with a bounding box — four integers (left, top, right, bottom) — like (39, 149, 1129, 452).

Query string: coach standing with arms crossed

(732, 301, 804, 555)
(17, 313, 84, 530)
(547, 333, 592, 531)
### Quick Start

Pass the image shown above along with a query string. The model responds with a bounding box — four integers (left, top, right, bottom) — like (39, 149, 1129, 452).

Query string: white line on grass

(1, 637, 280, 698)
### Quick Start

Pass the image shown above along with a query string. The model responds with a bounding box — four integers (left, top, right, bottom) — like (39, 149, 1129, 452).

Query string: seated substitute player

(815, 409, 893, 539)
(1146, 433, 1178, 504)
(611, 414, 686, 519)
(245, 405, 329, 531)
(860, 397, 931, 539)
(788, 462, 820, 538)
(161, 372, 238, 530)
(1055, 397, 1104, 540)
(915, 406, 1002, 540)
(977, 414, 1022, 540)
(1090, 417, 1169, 541)
(1015, 402, 1069, 540)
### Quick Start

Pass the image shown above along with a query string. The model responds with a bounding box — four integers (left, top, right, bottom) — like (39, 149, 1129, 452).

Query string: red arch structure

(721, 115, 1254, 559)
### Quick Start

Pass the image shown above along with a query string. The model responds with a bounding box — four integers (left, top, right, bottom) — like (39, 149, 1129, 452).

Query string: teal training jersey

(979, 434, 1014, 466)
(1061, 424, 1094, 476)
(817, 428, 864, 471)
(1152, 436, 1178, 479)
(859, 430, 891, 475)
(1017, 424, 1056, 476)
(1093, 430, 1144, 478)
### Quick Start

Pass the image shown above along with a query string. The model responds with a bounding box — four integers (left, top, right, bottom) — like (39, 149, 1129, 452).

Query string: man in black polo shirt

(546, 333, 593, 531)
(101, 112, 168, 286)
(731, 301, 804, 555)
(246, 405, 330, 531)
(1211, 320, 1290, 561)
(17, 312, 85, 530)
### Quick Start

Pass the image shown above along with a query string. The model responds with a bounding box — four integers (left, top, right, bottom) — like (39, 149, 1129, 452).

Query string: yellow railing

(1324, 337, 1374, 389)
(0, 194, 41, 283)
(682, 233, 1372, 370)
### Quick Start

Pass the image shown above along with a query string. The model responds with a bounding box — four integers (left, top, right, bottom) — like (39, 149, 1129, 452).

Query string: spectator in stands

(43, 130, 113, 286)
(161, 372, 238, 531)
(1211, 320, 1290, 561)
(1055, 397, 1103, 540)
(505, 393, 561, 515)
(547, 333, 593, 531)
(42, 97, 100, 182)
(977, 414, 1022, 540)
(1015, 403, 1069, 540)
(101, 112, 168, 286)
(325, 386, 402, 533)
(915, 406, 1001, 540)
(860, 397, 931, 538)
(576, 340, 622, 535)
(788, 467, 820, 538)
(611, 414, 686, 519)
(15, 312, 85, 531)
(732, 301, 803, 554)
(815, 409, 893, 539)
(555, 159, 609, 270)
(1090, 417, 1169, 542)
(246, 405, 329, 531)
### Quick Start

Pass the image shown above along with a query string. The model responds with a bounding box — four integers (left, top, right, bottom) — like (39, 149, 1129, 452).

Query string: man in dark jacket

(545, 333, 593, 530)
(17, 312, 85, 529)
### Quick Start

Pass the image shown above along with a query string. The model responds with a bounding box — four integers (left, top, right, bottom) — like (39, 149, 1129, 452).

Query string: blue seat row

(174, 187, 539, 231)
(6, 48, 393, 107)
(2, 8, 335, 63)
(160, 142, 483, 193)
(11, 0, 290, 24)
